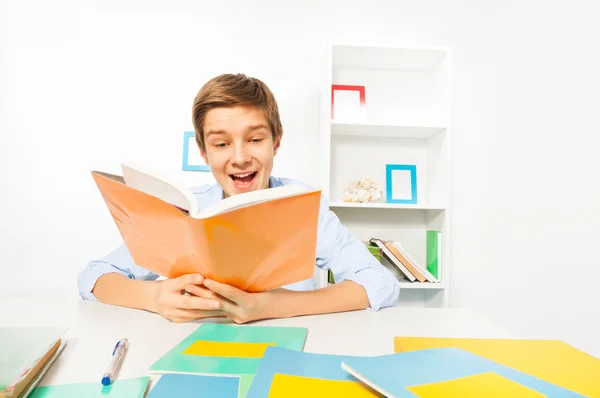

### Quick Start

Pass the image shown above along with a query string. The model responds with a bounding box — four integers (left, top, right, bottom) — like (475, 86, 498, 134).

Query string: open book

(91, 163, 321, 292)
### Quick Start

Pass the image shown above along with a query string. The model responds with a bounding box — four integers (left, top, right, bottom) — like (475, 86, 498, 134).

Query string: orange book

(91, 163, 321, 292)
(384, 241, 427, 282)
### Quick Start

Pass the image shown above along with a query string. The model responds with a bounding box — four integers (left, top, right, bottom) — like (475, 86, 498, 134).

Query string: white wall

(1, 0, 599, 357)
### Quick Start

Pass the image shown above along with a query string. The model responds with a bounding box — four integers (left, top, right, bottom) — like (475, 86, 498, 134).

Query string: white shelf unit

(319, 44, 452, 308)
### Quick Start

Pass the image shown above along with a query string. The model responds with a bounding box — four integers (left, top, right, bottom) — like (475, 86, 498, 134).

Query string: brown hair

(192, 73, 283, 153)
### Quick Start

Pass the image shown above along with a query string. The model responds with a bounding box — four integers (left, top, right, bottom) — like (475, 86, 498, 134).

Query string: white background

(1, 0, 599, 357)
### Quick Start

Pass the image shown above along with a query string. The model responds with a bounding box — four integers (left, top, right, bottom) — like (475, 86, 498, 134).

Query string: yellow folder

(183, 340, 275, 358)
(407, 371, 545, 398)
(267, 374, 382, 397)
(395, 337, 600, 397)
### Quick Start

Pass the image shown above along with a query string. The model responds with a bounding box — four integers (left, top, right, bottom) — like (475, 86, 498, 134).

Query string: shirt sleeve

(315, 195, 400, 311)
(77, 243, 160, 301)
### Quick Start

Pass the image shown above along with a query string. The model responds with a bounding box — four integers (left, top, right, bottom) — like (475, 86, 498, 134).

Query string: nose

(231, 142, 252, 167)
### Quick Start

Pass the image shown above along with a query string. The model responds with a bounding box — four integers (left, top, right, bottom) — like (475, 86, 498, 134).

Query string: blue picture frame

(385, 164, 417, 204)
(182, 131, 210, 172)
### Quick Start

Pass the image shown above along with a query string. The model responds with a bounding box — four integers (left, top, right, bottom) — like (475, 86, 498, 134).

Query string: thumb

(171, 273, 204, 290)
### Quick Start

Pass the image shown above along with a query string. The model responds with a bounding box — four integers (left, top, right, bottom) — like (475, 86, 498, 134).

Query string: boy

(78, 73, 400, 324)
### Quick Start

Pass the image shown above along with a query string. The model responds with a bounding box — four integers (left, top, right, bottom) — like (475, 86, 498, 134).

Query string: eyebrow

(205, 124, 269, 137)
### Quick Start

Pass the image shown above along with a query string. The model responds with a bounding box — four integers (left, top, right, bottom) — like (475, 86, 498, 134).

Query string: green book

(426, 230, 442, 280)
(328, 269, 335, 284)
(366, 244, 382, 261)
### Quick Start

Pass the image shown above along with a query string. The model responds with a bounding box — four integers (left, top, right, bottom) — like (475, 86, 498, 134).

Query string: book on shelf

(369, 238, 416, 282)
(426, 230, 442, 280)
(91, 163, 321, 292)
(364, 241, 383, 262)
(391, 240, 439, 283)
(369, 238, 440, 283)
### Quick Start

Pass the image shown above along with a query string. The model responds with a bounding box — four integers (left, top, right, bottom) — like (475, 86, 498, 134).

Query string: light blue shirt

(77, 176, 400, 310)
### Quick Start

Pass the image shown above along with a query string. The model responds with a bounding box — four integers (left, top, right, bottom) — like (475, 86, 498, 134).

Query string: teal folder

(28, 377, 149, 398)
(148, 323, 307, 376)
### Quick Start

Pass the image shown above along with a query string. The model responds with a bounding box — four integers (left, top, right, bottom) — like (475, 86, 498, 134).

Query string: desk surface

(1, 297, 519, 389)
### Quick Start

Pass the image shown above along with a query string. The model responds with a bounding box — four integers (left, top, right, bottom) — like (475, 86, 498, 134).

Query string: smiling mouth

(229, 171, 257, 184)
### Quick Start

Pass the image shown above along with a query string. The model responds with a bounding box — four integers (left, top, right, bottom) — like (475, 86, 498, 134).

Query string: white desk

(1, 297, 519, 391)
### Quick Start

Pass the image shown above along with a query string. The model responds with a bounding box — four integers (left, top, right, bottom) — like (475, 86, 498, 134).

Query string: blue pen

(101, 338, 128, 386)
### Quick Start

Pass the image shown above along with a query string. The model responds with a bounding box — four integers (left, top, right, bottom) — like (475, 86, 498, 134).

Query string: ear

(200, 149, 209, 165)
(273, 130, 283, 156)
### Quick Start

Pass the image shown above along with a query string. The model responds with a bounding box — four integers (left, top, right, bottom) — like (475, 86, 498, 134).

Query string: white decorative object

(342, 178, 383, 203)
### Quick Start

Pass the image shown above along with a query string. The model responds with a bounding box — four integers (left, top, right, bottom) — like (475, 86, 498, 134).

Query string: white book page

(197, 184, 310, 219)
(121, 163, 198, 215)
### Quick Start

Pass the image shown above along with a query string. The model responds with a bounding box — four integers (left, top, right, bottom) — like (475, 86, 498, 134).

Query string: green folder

(148, 323, 307, 376)
(238, 374, 254, 398)
(28, 377, 150, 398)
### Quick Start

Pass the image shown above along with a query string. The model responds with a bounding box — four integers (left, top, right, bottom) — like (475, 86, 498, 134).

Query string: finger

(203, 279, 244, 305)
(185, 284, 240, 319)
(171, 274, 204, 290)
(185, 284, 236, 306)
(184, 284, 214, 298)
(174, 292, 221, 311)
(168, 308, 227, 322)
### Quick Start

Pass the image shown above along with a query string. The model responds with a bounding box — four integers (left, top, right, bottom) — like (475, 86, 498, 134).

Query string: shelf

(398, 281, 446, 290)
(332, 44, 447, 71)
(329, 201, 446, 211)
(330, 121, 445, 139)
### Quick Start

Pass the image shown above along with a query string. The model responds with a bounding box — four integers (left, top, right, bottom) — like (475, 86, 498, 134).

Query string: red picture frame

(331, 85, 366, 120)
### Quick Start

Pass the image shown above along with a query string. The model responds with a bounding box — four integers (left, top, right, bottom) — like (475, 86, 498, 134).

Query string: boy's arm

(312, 195, 401, 311)
(77, 243, 160, 301)
(194, 194, 400, 323)
(92, 273, 157, 311)
(79, 244, 224, 322)
(198, 278, 370, 323)
(259, 280, 370, 317)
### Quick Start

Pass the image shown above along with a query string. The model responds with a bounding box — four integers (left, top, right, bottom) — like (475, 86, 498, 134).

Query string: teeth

(233, 172, 254, 178)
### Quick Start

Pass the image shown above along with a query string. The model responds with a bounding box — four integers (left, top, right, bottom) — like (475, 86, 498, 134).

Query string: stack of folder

(0, 327, 67, 398)
(19, 324, 600, 397)
(141, 324, 600, 397)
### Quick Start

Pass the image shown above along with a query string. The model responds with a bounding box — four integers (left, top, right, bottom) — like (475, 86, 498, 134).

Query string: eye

(250, 138, 264, 143)
(214, 142, 228, 148)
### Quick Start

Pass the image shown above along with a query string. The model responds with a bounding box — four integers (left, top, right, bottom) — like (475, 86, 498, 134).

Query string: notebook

(0, 327, 66, 398)
(394, 336, 600, 398)
(146, 374, 241, 398)
(340, 347, 584, 397)
(91, 162, 321, 292)
(148, 324, 307, 376)
(246, 346, 382, 398)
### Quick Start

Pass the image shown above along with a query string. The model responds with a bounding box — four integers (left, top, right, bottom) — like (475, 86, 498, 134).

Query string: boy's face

(201, 106, 281, 198)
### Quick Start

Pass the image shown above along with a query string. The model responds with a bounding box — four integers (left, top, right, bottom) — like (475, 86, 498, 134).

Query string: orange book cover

(91, 165, 321, 292)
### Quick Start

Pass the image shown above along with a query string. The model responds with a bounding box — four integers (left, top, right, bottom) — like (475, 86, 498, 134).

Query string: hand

(150, 274, 226, 323)
(186, 279, 269, 324)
